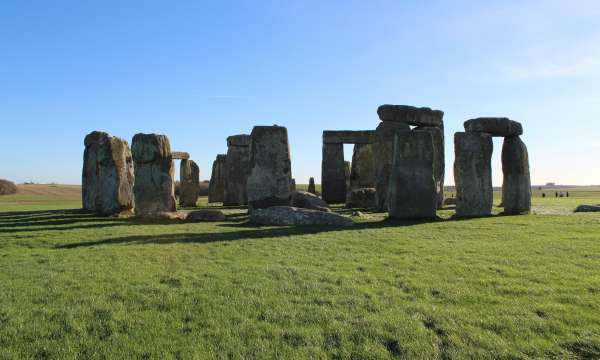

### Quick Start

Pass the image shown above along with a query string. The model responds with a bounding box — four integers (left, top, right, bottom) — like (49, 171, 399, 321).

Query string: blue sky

(1, 0, 599, 185)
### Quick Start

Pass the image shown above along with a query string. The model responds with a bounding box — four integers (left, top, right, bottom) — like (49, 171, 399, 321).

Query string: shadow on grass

(55, 217, 443, 249)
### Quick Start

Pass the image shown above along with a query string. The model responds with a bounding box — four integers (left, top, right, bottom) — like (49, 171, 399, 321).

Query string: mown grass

(0, 188, 599, 359)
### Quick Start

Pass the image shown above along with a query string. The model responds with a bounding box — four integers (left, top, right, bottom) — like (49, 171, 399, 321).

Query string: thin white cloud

(500, 56, 600, 80)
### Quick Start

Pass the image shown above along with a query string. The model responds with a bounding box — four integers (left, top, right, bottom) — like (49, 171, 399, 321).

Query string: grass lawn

(0, 186, 599, 358)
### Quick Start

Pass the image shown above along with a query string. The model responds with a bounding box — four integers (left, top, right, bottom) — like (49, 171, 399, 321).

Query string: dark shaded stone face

(463, 117, 523, 137)
(377, 105, 443, 127)
(453, 132, 493, 217)
(501, 136, 531, 214)
(247, 126, 293, 212)
(208, 154, 227, 203)
(373, 121, 411, 210)
(307, 177, 316, 195)
(179, 159, 200, 207)
(350, 143, 376, 191)
(346, 188, 377, 209)
(224, 135, 251, 206)
(131, 133, 176, 217)
(321, 143, 346, 204)
(388, 131, 437, 219)
(82, 131, 134, 216)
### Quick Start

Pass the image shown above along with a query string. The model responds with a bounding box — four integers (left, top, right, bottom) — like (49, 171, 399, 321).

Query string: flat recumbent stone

(377, 104, 443, 127)
(464, 117, 523, 137)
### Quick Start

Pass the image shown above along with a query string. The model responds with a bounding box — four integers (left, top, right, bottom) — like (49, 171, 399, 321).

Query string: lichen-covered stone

(454, 132, 493, 217)
(131, 133, 176, 217)
(388, 131, 437, 219)
(82, 131, 134, 215)
(250, 206, 354, 226)
(247, 126, 293, 211)
(501, 136, 531, 214)
(179, 159, 200, 207)
(208, 154, 227, 203)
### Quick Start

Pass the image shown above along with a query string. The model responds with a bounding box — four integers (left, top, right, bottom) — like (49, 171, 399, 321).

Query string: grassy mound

(0, 179, 17, 195)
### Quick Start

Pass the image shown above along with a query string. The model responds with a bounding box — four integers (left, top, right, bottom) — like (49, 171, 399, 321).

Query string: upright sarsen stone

(224, 135, 251, 206)
(454, 132, 493, 217)
(388, 130, 437, 219)
(247, 126, 293, 211)
(415, 124, 445, 208)
(321, 143, 346, 203)
(131, 133, 176, 217)
(179, 159, 200, 207)
(82, 131, 134, 215)
(208, 154, 227, 203)
(502, 136, 531, 214)
(307, 177, 316, 195)
(350, 143, 375, 190)
(373, 121, 411, 210)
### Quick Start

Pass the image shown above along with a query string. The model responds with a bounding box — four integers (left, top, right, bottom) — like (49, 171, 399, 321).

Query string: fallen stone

(574, 205, 600, 213)
(501, 136, 531, 214)
(388, 131, 437, 219)
(291, 191, 331, 212)
(82, 131, 135, 215)
(346, 188, 377, 208)
(131, 133, 176, 218)
(247, 126, 293, 211)
(464, 117, 523, 137)
(249, 206, 354, 226)
(377, 104, 443, 127)
(454, 132, 493, 217)
(186, 209, 227, 221)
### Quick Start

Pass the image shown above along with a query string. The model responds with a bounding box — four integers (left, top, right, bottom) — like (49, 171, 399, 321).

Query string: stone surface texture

(321, 142, 346, 203)
(388, 131, 437, 219)
(350, 143, 376, 190)
(377, 104, 443, 127)
(291, 190, 331, 212)
(131, 133, 176, 217)
(247, 126, 293, 211)
(82, 131, 134, 215)
(346, 188, 377, 208)
(454, 132, 493, 217)
(464, 117, 523, 137)
(179, 159, 200, 207)
(186, 209, 227, 222)
(250, 206, 354, 226)
(224, 135, 251, 206)
(208, 154, 227, 203)
(501, 136, 531, 214)
(415, 125, 445, 208)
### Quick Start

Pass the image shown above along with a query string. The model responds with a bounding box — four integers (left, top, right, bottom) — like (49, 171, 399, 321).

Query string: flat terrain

(0, 185, 599, 358)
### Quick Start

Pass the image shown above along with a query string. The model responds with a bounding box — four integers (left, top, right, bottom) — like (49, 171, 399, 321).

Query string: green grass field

(1, 186, 599, 359)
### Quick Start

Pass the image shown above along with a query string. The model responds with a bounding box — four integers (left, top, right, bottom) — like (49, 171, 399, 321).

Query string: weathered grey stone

(131, 133, 176, 217)
(344, 161, 351, 194)
(82, 131, 134, 215)
(291, 190, 331, 212)
(415, 125, 445, 208)
(247, 126, 293, 211)
(186, 209, 226, 222)
(501, 136, 531, 214)
(307, 177, 316, 194)
(250, 206, 354, 226)
(321, 142, 346, 203)
(454, 132, 493, 217)
(346, 188, 377, 208)
(373, 121, 411, 210)
(224, 135, 251, 206)
(388, 131, 437, 219)
(377, 105, 443, 127)
(574, 205, 600, 213)
(208, 154, 227, 203)
(171, 151, 190, 160)
(464, 117, 523, 137)
(179, 159, 200, 207)
(350, 143, 375, 190)
(323, 130, 375, 144)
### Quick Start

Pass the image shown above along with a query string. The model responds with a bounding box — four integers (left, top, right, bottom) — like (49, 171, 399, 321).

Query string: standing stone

(82, 131, 134, 215)
(388, 131, 437, 219)
(454, 132, 493, 217)
(131, 133, 176, 217)
(373, 121, 411, 210)
(291, 178, 297, 191)
(208, 154, 227, 203)
(502, 136, 531, 214)
(344, 161, 351, 195)
(179, 159, 200, 207)
(247, 126, 293, 211)
(321, 143, 346, 203)
(415, 124, 445, 208)
(307, 177, 316, 194)
(350, 143, 375, 190)
(224, 135, 251, 206)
